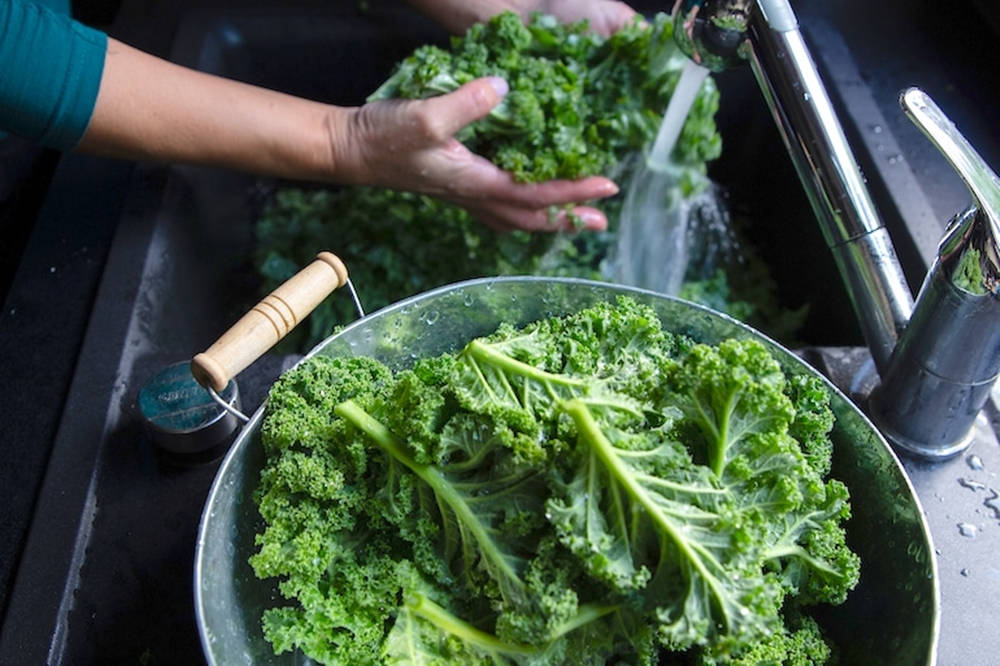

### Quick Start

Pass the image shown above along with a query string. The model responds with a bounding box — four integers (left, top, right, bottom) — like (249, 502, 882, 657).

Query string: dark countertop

(1, 1, 999, 664)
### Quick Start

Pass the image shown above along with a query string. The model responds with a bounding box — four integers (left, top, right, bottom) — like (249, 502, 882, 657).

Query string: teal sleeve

(0, 0, 108, 150)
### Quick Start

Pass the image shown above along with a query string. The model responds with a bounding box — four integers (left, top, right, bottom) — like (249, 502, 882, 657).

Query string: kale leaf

(253, 11, 747, 353)
(251, 297, 859, 664)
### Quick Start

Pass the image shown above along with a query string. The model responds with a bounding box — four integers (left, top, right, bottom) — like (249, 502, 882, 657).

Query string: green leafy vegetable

(250, 297, 859, 664)
(718, 613, 833, 666)
(370, 12, 719, 182)
(952, 247, 987, 295)
(251, 10, 796, 354)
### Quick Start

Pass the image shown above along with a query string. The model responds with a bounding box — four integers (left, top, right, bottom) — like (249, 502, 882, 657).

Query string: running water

(648, 59, 710, 172)
(612, 59, 715, 295)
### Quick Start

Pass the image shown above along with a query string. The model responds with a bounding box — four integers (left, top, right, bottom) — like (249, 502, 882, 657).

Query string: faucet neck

(743, 2, 914, 371)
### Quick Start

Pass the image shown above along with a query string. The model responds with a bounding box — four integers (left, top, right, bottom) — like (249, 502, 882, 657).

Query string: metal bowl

(195, 277, 939, 665)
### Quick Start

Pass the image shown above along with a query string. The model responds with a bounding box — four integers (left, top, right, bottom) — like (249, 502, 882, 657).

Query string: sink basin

(7, 2, 1000, 665)
(163, 2, 872, 352)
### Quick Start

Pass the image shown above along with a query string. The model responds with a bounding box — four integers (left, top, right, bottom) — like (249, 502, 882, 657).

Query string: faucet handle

(869, 89, 1000, 460)
(900, 88, 1000, 248)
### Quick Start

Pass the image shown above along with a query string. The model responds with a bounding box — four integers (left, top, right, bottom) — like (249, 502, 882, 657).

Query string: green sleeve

(0, 0, 108, 150)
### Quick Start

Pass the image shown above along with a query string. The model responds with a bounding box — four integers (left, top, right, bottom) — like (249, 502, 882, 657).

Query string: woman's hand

(524, 0, 640, 36)
(327, 76, 619, 232)
(406, 0, 641, 37)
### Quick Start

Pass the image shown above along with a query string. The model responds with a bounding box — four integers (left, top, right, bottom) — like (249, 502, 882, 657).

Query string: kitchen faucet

(671, 0, 1000, 460)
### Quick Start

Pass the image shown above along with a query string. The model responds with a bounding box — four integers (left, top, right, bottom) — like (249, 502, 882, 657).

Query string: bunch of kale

(369, 11, 720, 181)
(250, 297, 859, 664)
(254, 11, 733, 351)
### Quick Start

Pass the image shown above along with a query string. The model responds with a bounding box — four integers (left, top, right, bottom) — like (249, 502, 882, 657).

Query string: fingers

(590, 2, 643, 36)
(424, 77, 509, 139)
(471, 202, 610, 233)
(507, 176, 620, 209)
(434, 151, 619, 233)
(610, 2, 643, 30)
(541, 0, 642, 36)
(466, 163, 620, 210)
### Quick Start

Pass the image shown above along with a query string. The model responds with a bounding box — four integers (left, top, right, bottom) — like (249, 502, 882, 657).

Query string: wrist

(321, 105, 372, 186)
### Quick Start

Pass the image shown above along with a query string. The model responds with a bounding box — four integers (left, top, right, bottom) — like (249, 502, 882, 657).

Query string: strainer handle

(190, 251, 348, 391)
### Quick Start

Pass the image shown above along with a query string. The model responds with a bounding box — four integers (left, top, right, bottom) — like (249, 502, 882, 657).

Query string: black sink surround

(2, 1, 998, 663)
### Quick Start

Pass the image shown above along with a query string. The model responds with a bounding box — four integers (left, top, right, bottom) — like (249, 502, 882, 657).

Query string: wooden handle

(191, 252, 348, 391)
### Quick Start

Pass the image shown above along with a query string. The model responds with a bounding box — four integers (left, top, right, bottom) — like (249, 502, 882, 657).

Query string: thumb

(429, 77, 508, 138)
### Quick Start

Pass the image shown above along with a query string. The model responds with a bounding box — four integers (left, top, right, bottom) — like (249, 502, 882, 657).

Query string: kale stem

(408, 593, 537, 655)
(408, 595, 620, 656)
(549, 603, 621, 640)
(561, 398, 732, 629)
(335, 399, 524, 592)
(708, 391, 737, 478)
(465, 339, 587, 393)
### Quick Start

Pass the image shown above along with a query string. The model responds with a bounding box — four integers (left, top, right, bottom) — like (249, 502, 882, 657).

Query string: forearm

(77, 37, 347, 183)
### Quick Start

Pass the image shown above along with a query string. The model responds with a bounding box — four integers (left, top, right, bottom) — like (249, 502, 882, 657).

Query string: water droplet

(424, 310, 440, 325)
(960, 568, 971, 577)
(870, 124, 884, 134)
(957, 522, 978, 538)
(983, 490, 1000, 520)
(959, 477, 988, 492)
(887, 154, 903, 165)
(967, 454, 985, 470)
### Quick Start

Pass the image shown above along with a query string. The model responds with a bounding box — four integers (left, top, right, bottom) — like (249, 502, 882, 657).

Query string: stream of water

(612, 59, 718, 295)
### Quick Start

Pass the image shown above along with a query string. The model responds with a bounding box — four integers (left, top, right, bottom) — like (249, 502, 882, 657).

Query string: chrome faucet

(869, 89, 1000, 460)
(672, 0, 1000, 460)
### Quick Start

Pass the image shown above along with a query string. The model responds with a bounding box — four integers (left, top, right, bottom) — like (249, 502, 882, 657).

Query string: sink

(2, 1, 998, 664)
(165, 3, 872, 350)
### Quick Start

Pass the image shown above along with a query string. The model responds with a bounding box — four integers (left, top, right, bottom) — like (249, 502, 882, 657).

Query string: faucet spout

(673, 0, 915, 372)
(741, 1, 915, 372)
(673, 4, 1000, 460)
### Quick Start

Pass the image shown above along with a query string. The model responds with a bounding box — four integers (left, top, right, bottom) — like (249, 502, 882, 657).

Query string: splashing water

(984, 489, 1000, 520)
(647, 60, 711, 172)
(957, 522, 978, 538)
(612, 59, 713, 295)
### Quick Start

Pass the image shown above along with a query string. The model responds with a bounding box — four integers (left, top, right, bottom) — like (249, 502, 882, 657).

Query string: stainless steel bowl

(195, 277, 939, 665)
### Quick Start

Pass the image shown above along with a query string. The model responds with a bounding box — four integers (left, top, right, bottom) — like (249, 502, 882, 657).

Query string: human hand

(406, 0, 642, 45)
(328, 76, 619, 232)
(526, 0, 642, 36)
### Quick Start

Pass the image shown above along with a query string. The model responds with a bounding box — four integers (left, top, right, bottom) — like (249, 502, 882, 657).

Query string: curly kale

(250, 297, 859, 664)
(371, 12, 719, 182)
(712, 614, 833, 665)
(254, 11, 751, 353)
